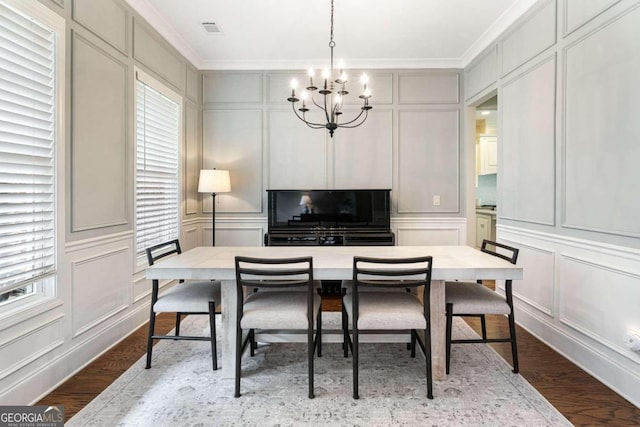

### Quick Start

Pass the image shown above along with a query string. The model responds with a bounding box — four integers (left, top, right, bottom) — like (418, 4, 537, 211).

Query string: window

(135, 70, 181, 259)
(0, 0, 63, 309)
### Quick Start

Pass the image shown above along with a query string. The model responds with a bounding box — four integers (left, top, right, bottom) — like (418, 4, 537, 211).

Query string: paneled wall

(464, 0, 640, 406)
(0, 0, 202, 404)
(201, 69, 466, 245)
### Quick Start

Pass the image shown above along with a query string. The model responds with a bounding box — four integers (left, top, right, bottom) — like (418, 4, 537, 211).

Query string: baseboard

(516, 305, 640, 408)
(0, 303, 149, 405)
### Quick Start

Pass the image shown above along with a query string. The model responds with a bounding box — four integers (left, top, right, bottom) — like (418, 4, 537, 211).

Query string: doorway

(466, 94, 498, 248)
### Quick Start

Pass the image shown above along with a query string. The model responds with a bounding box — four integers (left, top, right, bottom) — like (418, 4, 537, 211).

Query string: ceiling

(125, 0, 538, 70)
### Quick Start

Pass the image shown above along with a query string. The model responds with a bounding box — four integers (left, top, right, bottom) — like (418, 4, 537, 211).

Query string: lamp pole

(211, 192, 216, 246)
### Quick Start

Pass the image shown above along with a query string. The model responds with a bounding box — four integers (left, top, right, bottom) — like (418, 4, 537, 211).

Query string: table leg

(430, 279, 446, 380)
(220, 279, 237, 379)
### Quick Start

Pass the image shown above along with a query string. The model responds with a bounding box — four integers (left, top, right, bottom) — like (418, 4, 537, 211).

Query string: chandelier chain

(329, 0, 335, 70)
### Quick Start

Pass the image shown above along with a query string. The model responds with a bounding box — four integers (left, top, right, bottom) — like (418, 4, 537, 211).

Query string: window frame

(0, 0, 65, 317)
(133, 68, 183, 271)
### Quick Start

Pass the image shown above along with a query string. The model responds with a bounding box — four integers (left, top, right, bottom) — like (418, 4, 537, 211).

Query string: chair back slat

(145, 239, 181, 266)
(353, 256, 433, 289)
(235, 256, 314, 290)
(481, 240, 519, 264)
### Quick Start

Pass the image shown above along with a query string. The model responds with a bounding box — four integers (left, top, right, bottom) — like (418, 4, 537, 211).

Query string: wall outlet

(433, 195, 441, 206)
(624, 330, 640, 351)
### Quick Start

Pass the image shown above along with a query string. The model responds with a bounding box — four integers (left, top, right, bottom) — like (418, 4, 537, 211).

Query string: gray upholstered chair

(445, 239, 520, 374)
(145, 239, 221, 370)
(234, 256, 321, 398)
(342, 256, 434, 399)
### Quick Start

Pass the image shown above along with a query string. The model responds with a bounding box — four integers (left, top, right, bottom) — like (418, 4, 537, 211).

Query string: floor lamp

(198, 169, 231, 246)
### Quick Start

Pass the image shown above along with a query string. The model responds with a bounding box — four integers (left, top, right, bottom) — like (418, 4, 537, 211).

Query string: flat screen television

(267, 189, 391, 231)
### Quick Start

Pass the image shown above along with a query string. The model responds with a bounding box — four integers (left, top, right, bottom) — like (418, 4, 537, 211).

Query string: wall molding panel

(392, 218, 467, 246)
(132, 18, 184, 91)
(333, 109, 393, 189)
(70, 247, 130, 338)
(202, 109, 263, 214)
(562, 0, 622, 36)
(397, 109, 460, 214)
(201, 217, 267, 247)
(398, 71, 460, 104)
(70, 32, 128, 233)
(496, 236, 556, 317)
(182, 224, 201, 251)
(72, 0, 128, 55)
(500, 0, 556, 77)
(0, 316, 64, 382)
(185, 65, 199, 103)
(561, 4, 640, 238)
(65, 231, 133, 253)
(464, 46, 497, 101)
(203, 73, 262, 105)
(184, 101, 200, 215)
(558, 254, 640, 361)
(500, 53, 556, 226)
(267, 109, 328, 190)
(498, 225, 640, 406)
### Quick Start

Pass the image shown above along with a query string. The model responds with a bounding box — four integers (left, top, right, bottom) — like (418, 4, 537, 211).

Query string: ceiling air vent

(201, 22, 222, 34)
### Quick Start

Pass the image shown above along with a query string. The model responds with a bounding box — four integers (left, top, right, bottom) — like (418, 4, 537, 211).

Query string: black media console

(265, 189, 395, 292)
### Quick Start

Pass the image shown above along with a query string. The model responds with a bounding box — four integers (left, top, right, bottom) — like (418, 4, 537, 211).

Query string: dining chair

(445, 239, 520, 374)
(234, 256, 321, 398)
(145, 239, 221, 370)
(342, 256, 434, 399)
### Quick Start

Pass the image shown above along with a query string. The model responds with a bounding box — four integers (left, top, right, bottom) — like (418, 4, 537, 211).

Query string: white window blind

(0, 2, 57, 297)
(135, 77, 180, 256)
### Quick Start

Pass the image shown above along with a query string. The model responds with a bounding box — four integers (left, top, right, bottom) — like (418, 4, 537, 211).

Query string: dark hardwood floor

(38, 296, 640, 425)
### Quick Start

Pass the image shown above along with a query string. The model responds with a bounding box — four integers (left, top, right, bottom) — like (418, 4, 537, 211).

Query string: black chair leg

(234, 323, 242, 398)
(410, 330, 417, 358)
(480, 314, 487, 340)
(209, 301, 218, 370)
(353, 328, 359, 399)
(425, 324, 433, 399)
(508, 312, 519, 373)
(342, 308, 349, 357)
(317, 308, 322, 358)
(445, 303, 453, 375)
(308, 320, 315, 399)
(175, 312, 182, 337)
(145, 309, 156, 369)
(249, 329, 255, 357)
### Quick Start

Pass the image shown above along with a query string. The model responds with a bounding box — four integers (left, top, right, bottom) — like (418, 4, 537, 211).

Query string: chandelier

(287, 0, 372, 137)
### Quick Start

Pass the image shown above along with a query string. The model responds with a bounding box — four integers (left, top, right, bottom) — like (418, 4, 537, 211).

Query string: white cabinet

(476, 212, 496, 248)
(478, 136, 497, 175)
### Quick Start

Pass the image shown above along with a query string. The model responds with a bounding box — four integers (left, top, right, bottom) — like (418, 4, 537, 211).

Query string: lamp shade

(198, 169, 231, 193)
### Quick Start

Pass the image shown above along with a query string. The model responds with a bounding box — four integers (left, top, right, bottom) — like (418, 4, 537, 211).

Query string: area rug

(67, 314, 571, 426)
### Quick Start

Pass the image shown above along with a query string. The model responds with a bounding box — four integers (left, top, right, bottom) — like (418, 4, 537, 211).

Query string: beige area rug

(68, 313, 571, 426)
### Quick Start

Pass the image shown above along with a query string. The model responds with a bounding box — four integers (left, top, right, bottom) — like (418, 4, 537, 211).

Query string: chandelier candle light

(287, 0, 372, 137)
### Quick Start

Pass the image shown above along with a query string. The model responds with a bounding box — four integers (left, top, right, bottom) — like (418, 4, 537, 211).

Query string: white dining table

(145, 245, 523, 380)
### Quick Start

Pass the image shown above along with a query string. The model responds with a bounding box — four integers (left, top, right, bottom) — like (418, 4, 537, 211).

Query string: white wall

(0, 0, 203, 404)
(201, 69, 468, 246)
(464, 0, 640, 406)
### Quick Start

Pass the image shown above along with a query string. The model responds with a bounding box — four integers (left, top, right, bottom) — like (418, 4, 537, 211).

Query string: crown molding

(125, 0, 203, 69)
(459, 0, 540, 67)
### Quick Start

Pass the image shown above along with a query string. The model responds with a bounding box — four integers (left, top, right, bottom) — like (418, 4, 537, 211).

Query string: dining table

(145, 245, 523, 380)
